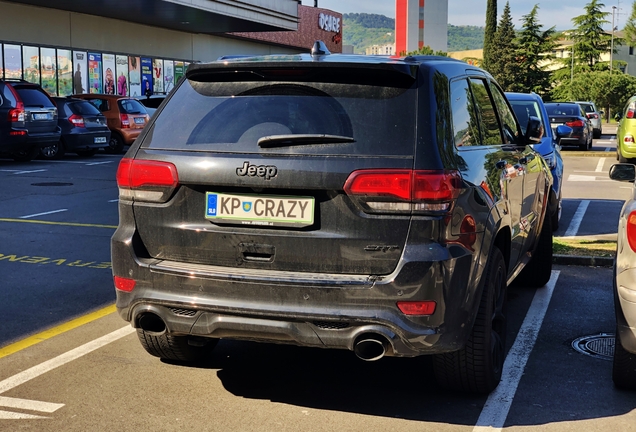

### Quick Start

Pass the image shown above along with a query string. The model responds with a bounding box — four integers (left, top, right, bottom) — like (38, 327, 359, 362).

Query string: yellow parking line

(0, 218, 117, 229)
(0, 304, 117, 359)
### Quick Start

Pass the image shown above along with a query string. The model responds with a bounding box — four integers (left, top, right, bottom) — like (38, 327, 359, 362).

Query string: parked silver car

(609, 163, 636, 390)
(572, 101, 603, 138)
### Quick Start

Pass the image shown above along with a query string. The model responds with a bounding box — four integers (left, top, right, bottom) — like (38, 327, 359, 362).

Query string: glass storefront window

(4, 44, 22, 79)
(58, 49, 72, 96)
(41, 47, 57, 96)
(23, 45, 40, 84)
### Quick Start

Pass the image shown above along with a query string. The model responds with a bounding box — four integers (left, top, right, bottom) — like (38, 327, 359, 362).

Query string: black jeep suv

(0, 79, 60, 161)
(112, 43, 553, 394)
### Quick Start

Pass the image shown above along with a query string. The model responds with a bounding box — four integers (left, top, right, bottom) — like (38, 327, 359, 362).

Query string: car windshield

(14, 86, 54, 107)
(509, 100, 544, 135)
(118, 99, 147, 114)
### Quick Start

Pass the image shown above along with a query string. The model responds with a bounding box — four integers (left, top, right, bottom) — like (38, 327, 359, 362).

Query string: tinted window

(450, 78, 480, 147)
(142, 78, 417, 156)
(545, 104, 580, 116)
(87, 99, 109, 112)
(13, 86, 54, 107)
(509, 100, 544, 135)
(118, 99, 147, 114)
(140, 97, 165, 108)
(2, 85, 17, 106)
(579, 103, 594, 113)
(469, 78, 502, 145)
(68, 100, 101, 116)
(489, 84, 519, 144)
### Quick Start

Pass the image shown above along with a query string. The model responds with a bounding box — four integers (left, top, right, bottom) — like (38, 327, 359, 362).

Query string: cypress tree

(482, 0, 498, 71)
(489, 2, 517, 90)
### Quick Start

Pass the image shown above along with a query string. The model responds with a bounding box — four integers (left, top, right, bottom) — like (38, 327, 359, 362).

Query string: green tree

(489, 2, 517, 90)
(571, 0, 611, 67)
(482, 0, 497, 70)
(568, 71, 636, 116)
(509, 4, 556, 97)
(624, 1, 636, 47)
(406, 45, 448, 56)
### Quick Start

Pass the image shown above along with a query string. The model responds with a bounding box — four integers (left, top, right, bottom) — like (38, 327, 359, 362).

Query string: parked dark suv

(0, 79, 60, 161)
(112, 43, 553, 394)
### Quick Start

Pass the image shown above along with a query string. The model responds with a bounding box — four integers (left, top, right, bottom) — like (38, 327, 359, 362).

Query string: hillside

(342, 13, 485, 54)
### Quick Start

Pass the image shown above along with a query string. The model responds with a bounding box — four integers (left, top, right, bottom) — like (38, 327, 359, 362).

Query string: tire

(594, 129, 601, 139)
(433, 246, 507, 394)
(12, 146, 40, 162)
(40, 140, 65, 160)
(136, 329, 218, 362)
(515, 213, 553, 288)
(588, 132, 593, 150)
(612, 327, 636, 390)
(107, 133, 125, 154)
(76, 149, 98, 157)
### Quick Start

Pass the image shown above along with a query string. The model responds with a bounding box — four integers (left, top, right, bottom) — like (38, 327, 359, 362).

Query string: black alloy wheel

(107, 133, 125, 154)
(40, 140, 65, 160)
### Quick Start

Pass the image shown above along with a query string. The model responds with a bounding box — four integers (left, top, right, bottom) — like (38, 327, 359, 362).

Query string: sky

(307, 0, 627, 31)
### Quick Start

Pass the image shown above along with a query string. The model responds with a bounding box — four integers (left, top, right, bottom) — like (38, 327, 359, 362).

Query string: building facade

(365, 44, 396, 56)
(0, 0, 342, 97)
(395, 0, 448, 54)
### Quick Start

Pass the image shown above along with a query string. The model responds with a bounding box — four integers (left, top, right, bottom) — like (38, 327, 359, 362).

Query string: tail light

(566, 120, 585, 127)
(625, 136, 635, 143)
(120, 113, 130, 128)
(627, 109, 635, 119)
(586, 113, 599, 119)
(68, 114, 85, 128)
(344, 169, 462, 214)
(116, 158, 179, 203)
(627, 211, 636, 252)
(114, 276, 136, 292)
(397, 301, 436, 315)
(8, 102, 25, 122)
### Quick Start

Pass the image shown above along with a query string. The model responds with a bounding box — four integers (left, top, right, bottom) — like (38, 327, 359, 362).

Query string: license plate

(134, 117, 145, 125)
(33, 113, 49, 120)
(205, 192, 314, 227)
(94, 136, 107, 143)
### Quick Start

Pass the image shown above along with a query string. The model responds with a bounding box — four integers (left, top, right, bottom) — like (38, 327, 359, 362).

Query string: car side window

(489, 83, 519, 144)
(89, 99, 108, 112)
(449, 78, 481, 147)
(2, 85, 17, 106)
(469, 78, 503, 145)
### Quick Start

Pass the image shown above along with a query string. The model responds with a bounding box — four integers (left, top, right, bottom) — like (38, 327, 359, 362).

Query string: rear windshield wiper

(257, 134, 355, 148)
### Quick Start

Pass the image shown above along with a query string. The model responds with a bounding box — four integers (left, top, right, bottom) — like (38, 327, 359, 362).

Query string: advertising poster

(88, 52, 102, 94)
(57, 49, 72, 96)
(40, 47, 57, 96)
(72, 51, 88, 94)
(4, 44, 22, 79)
(102, 53, 116, 95)
(141, 57, 153, 97)
(174, 61, 184, 84)
(153, 58, 164, 94)
(23, 46, 40, 84)
(116, 55, 128, 96)
(128, 56, 141, 97)
(164, 60, 174, 93)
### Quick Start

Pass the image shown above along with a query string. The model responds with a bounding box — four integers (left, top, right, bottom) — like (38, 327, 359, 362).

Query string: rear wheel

(12, 146, 40, 162)
(433, 246, 507, 394)
(136, 329, 218, 362)
(515, 214, 552, 288)
(551, 191, 561, 232)
(612, 327, 636, 390)
(107, 133, 125, 154)
(40, 140, 65, 160)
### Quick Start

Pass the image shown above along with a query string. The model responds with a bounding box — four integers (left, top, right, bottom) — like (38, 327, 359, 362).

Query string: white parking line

(86, 161, 113, 166)
(108, 199, 119, 203)
(0, 326, 134, 395)
(564, 200, 589, 237)
(595, 158, 607, 172)
(0, 169, 48, 175)
(473, 271, 559, 432)
(19, 209, 68, 219)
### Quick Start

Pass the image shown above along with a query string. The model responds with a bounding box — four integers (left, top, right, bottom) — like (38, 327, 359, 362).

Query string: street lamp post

(611, 6, 616, 74)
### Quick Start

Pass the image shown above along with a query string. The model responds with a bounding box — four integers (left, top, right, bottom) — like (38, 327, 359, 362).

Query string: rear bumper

(120, 128, 142, 145)
(62, 130, 111, 150)
(112, 215, 484, 358)
(1, 128, 61, 152)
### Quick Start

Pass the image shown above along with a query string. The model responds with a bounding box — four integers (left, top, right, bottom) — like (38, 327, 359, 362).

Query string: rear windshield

(140, 97, 164, 108)
(509, 100, 544, 135)
(142, 76, 417, 156)
(118, 99, 147, 115)
(545, 104, 580, 116)
(67, 100, 101, 116)
(14, 86, 54, 107)
(579, 104, 595, 113)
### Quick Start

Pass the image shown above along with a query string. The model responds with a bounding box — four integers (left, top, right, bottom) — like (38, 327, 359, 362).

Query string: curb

(562, 151, 616, 158)
(553, 254, 614, 267)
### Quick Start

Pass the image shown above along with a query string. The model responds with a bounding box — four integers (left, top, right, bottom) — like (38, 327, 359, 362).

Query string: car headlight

(543, 152, 557, 170)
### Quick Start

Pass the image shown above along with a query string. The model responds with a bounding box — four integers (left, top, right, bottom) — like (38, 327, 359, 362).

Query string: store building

(395, 0, 448, 55)
(0, 0, 342, 97)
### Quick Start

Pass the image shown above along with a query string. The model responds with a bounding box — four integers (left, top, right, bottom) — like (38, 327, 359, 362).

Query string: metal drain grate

(168, 308, 197, 317)
(572, 333, 615, 360)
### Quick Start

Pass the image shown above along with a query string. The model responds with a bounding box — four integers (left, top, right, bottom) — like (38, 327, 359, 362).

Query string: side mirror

(599, 110, 605, 116)
(555, 125, 573, 140)
(609, 163, 636, 182)
(615, 112, 623, 121)
(525, 116, 543, 144)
